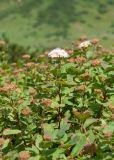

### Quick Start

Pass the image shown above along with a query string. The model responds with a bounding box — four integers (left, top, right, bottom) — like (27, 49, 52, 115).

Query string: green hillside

(0, 0, 114, 49)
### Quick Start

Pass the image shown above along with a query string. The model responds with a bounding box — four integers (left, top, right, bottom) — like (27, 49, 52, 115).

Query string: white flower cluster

(78, 40, 91, 49)
(48, 48, 69, 58)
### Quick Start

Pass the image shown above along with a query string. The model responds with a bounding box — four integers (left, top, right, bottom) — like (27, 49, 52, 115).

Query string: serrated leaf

(57, 119, 70, 138)
(35, 134, 43, 150)
(84, 118, 98, 128)
(71, 134, 86, 156)
(88, 130, 95, 144)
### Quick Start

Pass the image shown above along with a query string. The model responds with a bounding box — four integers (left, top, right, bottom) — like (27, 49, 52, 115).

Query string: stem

(57, 58, 62, 129)
(10, 98, 27, 146)
(40, 108, 45, 136)
(15, 112, 27, 146)
(27, 122, 34, 146)
(80, 123, 90, 144)
(0, 148, 3, 160)
(58, 83, 62, 129)
(97, 90, 107, 118)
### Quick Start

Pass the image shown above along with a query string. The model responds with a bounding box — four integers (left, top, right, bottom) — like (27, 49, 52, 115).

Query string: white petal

(78, 40, 91, 48)
(48, 48, 69, 58)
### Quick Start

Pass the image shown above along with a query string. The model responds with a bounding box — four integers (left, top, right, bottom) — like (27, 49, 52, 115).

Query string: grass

(0, 0, 114, 49)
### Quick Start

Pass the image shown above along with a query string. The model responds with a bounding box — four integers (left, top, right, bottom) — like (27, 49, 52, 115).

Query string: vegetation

(0, 0, 114, 49)
(0, 39, 114, 159)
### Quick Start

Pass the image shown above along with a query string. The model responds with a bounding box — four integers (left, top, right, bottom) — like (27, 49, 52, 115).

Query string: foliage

(0, 0, 114, 48)
(0, 39, 114, 160)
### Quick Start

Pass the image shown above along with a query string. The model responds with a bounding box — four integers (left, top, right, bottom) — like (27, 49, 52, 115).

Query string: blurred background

(0, 0, 114, 50)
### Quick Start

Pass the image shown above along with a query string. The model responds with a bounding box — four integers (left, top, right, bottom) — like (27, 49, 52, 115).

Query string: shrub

(0, 39, 114, 159)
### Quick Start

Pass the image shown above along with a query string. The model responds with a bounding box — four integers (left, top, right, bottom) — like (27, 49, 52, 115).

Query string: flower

(29, 87, 37, 96)
(17, 99, 25, 105)
(0, 40, 6, 46)
(43, 134, 51, 141)
(21, 107, 32, 116)
(25, 62, 35, 68)
(13, 68, 25, 77)
(0, 83, 18, 93)
(78, 40, 91, 49)
(41, 98, 52, 107)
(94, 89, 104, 99)
(79, 35, 87, 41)
(0, 138, 4, 147)
(109, 104, 114, 113)
(67, 58, 75, 63)
(81, 72, 90, 80)
(18, 151, 31, 160)
(76, 84, 87, 92)
(91, 59, 101, 67)
(22, 54, 30, 59)
(91, 38, 99, 45)
(75, 56, 86, 64)
(0, 68, 5, 74)
(48, 48, 69, 58)
(104, 132, 112, 139)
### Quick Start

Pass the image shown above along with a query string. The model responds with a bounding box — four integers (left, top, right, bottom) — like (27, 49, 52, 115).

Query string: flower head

(0, 83, 18, 93)
(25, 62, 35, 68)
(41, 98, 52, 107)
(22, 54, 30, 60)
(18, 151, 31, 160)
(76, 84, 87, 92)
(91, 38, 99, 45)
(91, 59, 101, 67)
(29, 87, 37, 96)
(21, 107, 32, 116)
(43, 134, 51, 141)
(0, 40, 6, 46)
(0, 138, 4, 147)
(78, 40, 91, 49)
(48, 48, 69, 58)
(75, 56, 86, 64)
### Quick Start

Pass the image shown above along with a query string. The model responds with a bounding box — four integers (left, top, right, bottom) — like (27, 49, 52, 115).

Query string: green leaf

(73, 111, 91, 122)
(84, 118, 98, 128)
(41, 148, 65, 160)
(57, 119, 70, 138)
(3, 129, 21, 135)
(71, 134, 86, 156)
(103, 122, 114, 133)
(2, 139, 10, 149)
(29, 156, 41, 160)
(35, 134, 43, 150)
(86, 51, 95, 59)
(108, 95, 114, 105)
(63, 97, 73, 106)
(88, 130, 95, 144)
(61, 63, 76, 73)
(60, 133, 68, 143)
(26, 146, 39, 154)
(43, 123, 57, 140)
(66, 133, 81, 146)
(67, 75, 75, 85)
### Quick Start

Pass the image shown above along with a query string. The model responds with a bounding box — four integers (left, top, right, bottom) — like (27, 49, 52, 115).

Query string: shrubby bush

(98, 4, 108, 14)
(0, 38, 114, 160)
